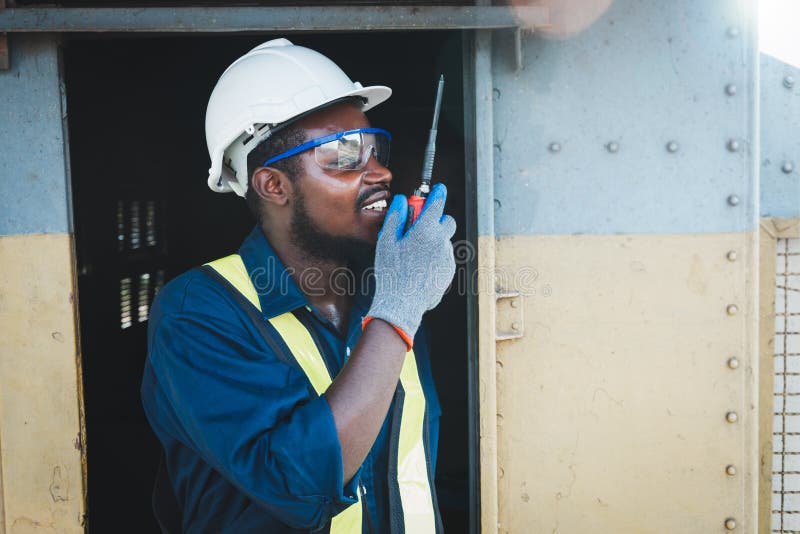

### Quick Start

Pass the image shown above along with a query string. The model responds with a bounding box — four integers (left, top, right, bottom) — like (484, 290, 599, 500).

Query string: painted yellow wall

(490, 232, 758, 533)
(0, 233, 86, 533)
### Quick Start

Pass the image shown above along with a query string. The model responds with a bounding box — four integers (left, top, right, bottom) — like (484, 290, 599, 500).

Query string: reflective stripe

(269, 313, 334, 396)
(331, 497, 363, 533)
(205, 254, 437, 533)
(397, 351, 436, 532)
(205, 254, 261, 309)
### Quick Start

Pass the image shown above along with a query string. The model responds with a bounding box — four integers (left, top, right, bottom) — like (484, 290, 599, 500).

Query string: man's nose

(362, 150, 392, 185)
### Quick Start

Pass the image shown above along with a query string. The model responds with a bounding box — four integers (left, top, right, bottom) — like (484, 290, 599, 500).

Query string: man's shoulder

(151, 265, 241, 321)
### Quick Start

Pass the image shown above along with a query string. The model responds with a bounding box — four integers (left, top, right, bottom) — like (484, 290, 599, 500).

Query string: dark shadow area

(66, 32, 468, 532)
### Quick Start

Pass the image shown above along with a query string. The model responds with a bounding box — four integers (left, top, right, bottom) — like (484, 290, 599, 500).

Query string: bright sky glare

(760, 0, 800, 67)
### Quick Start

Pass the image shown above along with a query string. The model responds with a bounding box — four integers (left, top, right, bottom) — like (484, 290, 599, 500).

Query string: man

(141, 38, 456, 533)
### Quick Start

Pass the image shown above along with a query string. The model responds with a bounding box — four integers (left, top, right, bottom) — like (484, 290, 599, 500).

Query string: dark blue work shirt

(141, 226, 441, 533)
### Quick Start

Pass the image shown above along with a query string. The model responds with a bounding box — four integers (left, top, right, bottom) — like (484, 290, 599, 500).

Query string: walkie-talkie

(404, 75, 445, 233)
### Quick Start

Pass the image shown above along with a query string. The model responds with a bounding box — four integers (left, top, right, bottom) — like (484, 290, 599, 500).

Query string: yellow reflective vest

(204, 254, 441, 533)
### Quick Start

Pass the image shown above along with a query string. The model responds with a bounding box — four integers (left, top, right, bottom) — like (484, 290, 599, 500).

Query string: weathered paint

(0, 35, 71, 236)
(0, 233, 85, 533)
(490, 0, 758, 236)
(493, 231, 758, 533)
(760, 55, 800, 218)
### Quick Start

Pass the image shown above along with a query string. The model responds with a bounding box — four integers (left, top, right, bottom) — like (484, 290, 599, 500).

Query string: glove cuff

(361, 316, 414, 352)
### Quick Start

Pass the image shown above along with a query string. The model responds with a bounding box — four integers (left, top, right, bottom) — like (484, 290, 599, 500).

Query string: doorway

(65, 31, 471, 531)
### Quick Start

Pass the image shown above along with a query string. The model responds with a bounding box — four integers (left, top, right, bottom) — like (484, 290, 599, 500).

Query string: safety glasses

(262, 127, 392, 171)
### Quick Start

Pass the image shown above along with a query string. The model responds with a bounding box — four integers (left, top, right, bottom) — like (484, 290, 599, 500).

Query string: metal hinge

(496, 290, 524, 341)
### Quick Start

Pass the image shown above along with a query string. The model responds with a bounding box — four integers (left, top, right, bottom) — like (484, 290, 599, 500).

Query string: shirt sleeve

(148, 309, 359, 531)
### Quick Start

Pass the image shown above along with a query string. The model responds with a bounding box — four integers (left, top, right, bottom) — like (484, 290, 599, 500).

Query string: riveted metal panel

(494, 231, 758, 533)
(490, 0, 758, 236)
(0, 34, 72, 236)
(760, 54, 800, 219)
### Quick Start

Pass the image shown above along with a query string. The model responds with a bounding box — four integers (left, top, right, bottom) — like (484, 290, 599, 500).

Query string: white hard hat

(205, 38, 392, 197)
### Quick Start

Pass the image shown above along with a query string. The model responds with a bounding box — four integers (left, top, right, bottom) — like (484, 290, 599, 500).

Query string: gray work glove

(365, 183, 457, 349)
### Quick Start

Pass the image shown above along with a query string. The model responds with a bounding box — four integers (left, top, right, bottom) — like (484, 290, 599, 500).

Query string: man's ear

(250, 166, 292, 207)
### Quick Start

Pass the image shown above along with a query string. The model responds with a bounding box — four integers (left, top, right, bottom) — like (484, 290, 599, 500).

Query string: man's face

(287, 102, 393, 264)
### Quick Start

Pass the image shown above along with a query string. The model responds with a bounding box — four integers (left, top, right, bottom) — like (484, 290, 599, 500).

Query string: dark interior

(66, 32, 470, 532)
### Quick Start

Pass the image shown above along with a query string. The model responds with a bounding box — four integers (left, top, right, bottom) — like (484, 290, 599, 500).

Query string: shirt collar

(237, 225, 375, 320)
(238, 225, 308, 319)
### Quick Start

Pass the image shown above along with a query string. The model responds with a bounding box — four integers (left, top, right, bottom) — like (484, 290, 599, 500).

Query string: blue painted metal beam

(0, 6, 547, 33)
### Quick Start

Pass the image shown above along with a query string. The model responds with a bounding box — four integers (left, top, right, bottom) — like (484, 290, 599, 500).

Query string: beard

(289, 187, 376, 268)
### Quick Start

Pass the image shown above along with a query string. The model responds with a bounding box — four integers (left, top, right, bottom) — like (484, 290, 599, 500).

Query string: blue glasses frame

(262, 127, 392, 168)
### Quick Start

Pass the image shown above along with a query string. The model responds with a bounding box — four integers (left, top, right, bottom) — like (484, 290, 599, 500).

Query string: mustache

(355, 185, 391, 209)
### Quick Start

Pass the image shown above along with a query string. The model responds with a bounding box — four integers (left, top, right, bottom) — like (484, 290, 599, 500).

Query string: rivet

(726, 304, 739, 315)
(666, 141, 679, 153)
(725, 517, 736, 530)
(549, 142, 562, 153)
(726, 464, 737, 476)
(727, 26, 740, 38)
(726, 250, 737, 261)
(511, 322, 520, 331)
(727, 357, 740, 370)
(782, 161, 795, 174)
(725, 84, 737, 96)
(726, 411, 739, 423)
(606, 141, 620, 153)
(727, 195, 740, 206)
(727, 139, 740, 152)
(785, 76, 795, 89)
(510, 300, 518, 308)
(492, 88, 501, 101)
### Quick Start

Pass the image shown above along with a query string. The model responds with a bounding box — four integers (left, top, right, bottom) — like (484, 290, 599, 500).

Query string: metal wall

(481, 0, 761, 532)
(0, 34, 86, 532)
(492, 2, 758, 236)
